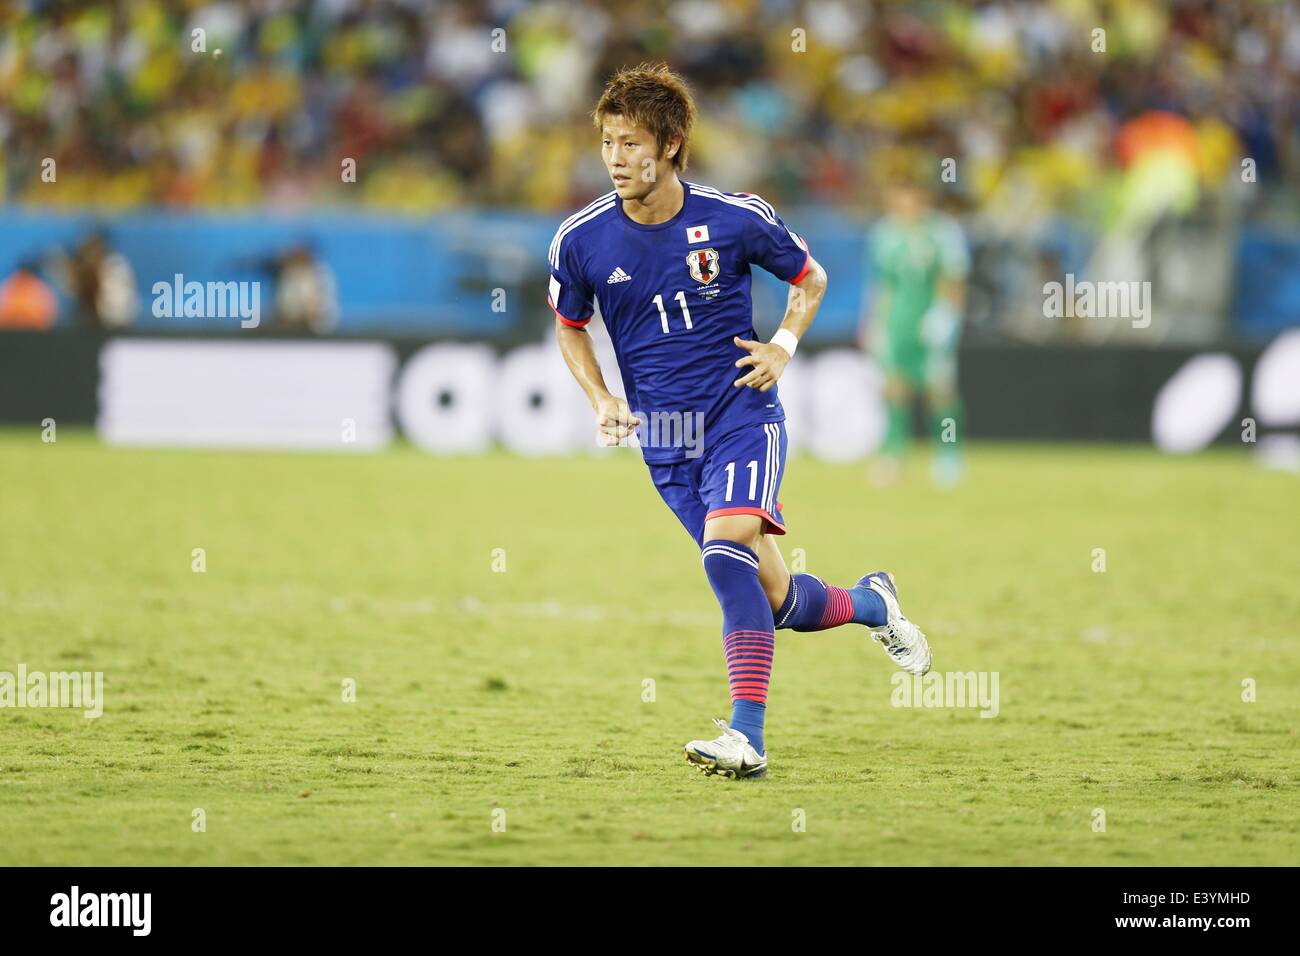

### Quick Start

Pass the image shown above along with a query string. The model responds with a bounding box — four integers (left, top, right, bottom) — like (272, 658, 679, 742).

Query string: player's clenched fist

(594, 394, 642, 445)
(732, 336, 789, 392)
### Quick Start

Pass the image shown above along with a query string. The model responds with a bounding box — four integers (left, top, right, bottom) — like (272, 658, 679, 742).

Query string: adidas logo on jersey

(607, 267, 632, 284)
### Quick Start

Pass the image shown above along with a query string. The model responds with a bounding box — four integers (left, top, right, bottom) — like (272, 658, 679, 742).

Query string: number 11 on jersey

(652, 292, 694, 334)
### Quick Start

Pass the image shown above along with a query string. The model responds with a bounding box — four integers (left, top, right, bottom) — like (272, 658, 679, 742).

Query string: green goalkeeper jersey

(868, 212, 969, 349)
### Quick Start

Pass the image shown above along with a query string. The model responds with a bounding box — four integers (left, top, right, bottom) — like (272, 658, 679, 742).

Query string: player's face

(886, 183, 928, 222)
(600, 116, 677, 201)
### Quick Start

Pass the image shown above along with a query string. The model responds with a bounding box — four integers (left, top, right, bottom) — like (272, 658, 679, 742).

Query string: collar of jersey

(616, 182, 691, 231)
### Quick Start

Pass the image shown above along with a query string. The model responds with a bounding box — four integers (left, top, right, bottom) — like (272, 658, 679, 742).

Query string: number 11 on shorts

(723, 460, 759, 502)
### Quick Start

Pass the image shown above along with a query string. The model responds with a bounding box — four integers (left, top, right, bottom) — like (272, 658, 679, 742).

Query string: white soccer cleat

(683, 719, 767, 779)
(860, 571, 932, 676)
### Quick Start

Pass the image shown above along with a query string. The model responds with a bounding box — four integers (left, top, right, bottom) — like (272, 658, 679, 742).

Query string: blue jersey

(547, 181, 810, 463)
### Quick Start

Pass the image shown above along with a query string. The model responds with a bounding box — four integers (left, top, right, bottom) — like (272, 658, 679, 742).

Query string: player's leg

(682, 511, 771, 778)
(730, 436, 887, 635)
(748, 433, 933, 675)
(755, 532, 790, 611)
(649, 457, 768, 776)
(682, 422, 789, 776)
(755, 530, 872, 626)
(876, 325, 931, 484)
(646, 456, 768, 775)
(763, 540, 932, 673)
(881, 369, 912, 464)
(924, 345, 963, 487)
(687, 509, 772, 777)
(759, 531, 878, 629)
(645, 460, 709, 547)
(738, 436, 917, 638)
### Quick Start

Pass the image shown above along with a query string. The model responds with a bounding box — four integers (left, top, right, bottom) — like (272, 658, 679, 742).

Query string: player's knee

(702, 514, 764, 552)
(926, 384, 956, 408)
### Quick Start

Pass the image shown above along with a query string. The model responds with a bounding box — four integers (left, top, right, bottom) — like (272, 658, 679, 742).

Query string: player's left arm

(920, 217, 970, 349)
(733, 255, 827, 391)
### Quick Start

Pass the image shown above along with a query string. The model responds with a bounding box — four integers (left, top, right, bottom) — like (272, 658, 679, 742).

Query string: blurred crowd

(2, 0, 1297, 223)
(0, 230, 338, 331)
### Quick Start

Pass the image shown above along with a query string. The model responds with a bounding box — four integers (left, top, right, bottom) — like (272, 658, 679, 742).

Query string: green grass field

(2, 429, 1297, 865)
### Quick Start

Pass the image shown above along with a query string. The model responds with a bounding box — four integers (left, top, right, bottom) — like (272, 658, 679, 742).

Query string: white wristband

(770, 328, 799, 358)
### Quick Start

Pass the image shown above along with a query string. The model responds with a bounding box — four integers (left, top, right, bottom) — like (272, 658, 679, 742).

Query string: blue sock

(848, 586, 887, 627)
(701, 540, 774, 757)
(729, 699, 766, 756)
(775, 573, 886, 630)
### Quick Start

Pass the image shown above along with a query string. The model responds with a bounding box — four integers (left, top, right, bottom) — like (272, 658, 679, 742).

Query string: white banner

(99, 340, 396, 451)
(96, 338, 890, 458)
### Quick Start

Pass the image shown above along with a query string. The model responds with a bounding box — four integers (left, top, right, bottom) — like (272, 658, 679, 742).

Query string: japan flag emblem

(686, 248, 720, 285)
(686, 225, 710, 243)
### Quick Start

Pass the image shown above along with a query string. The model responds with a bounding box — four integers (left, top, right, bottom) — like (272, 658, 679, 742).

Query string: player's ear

(663, 134, 682, 162)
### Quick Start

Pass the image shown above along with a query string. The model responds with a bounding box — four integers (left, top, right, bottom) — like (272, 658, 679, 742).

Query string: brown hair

(593, 62, 697, 171)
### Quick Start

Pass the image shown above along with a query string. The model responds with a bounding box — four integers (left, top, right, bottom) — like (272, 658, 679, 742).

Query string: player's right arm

(549, 227, 640, 444)
(554, 319, 641, 444)
(859, 225, 889, 351)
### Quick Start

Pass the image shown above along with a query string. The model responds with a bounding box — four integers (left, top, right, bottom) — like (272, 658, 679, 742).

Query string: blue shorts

(648, 421, 788, 547)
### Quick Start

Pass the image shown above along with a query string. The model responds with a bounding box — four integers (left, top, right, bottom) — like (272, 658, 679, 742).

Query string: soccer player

(861, 171, 970, 486)
(550, 64, 931, 780)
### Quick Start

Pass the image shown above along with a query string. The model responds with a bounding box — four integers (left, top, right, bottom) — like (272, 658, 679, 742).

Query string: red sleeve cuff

(549, 297, 590, 327)
(787, 247, 812, 285)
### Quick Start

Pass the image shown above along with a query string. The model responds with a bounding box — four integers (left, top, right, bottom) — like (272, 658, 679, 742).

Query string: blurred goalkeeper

(860, 170, 970, 487)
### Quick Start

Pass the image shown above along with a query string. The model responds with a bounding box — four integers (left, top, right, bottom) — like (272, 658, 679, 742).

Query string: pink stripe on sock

(818, 586, 855, 628)
(723, 627, 774, 704)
